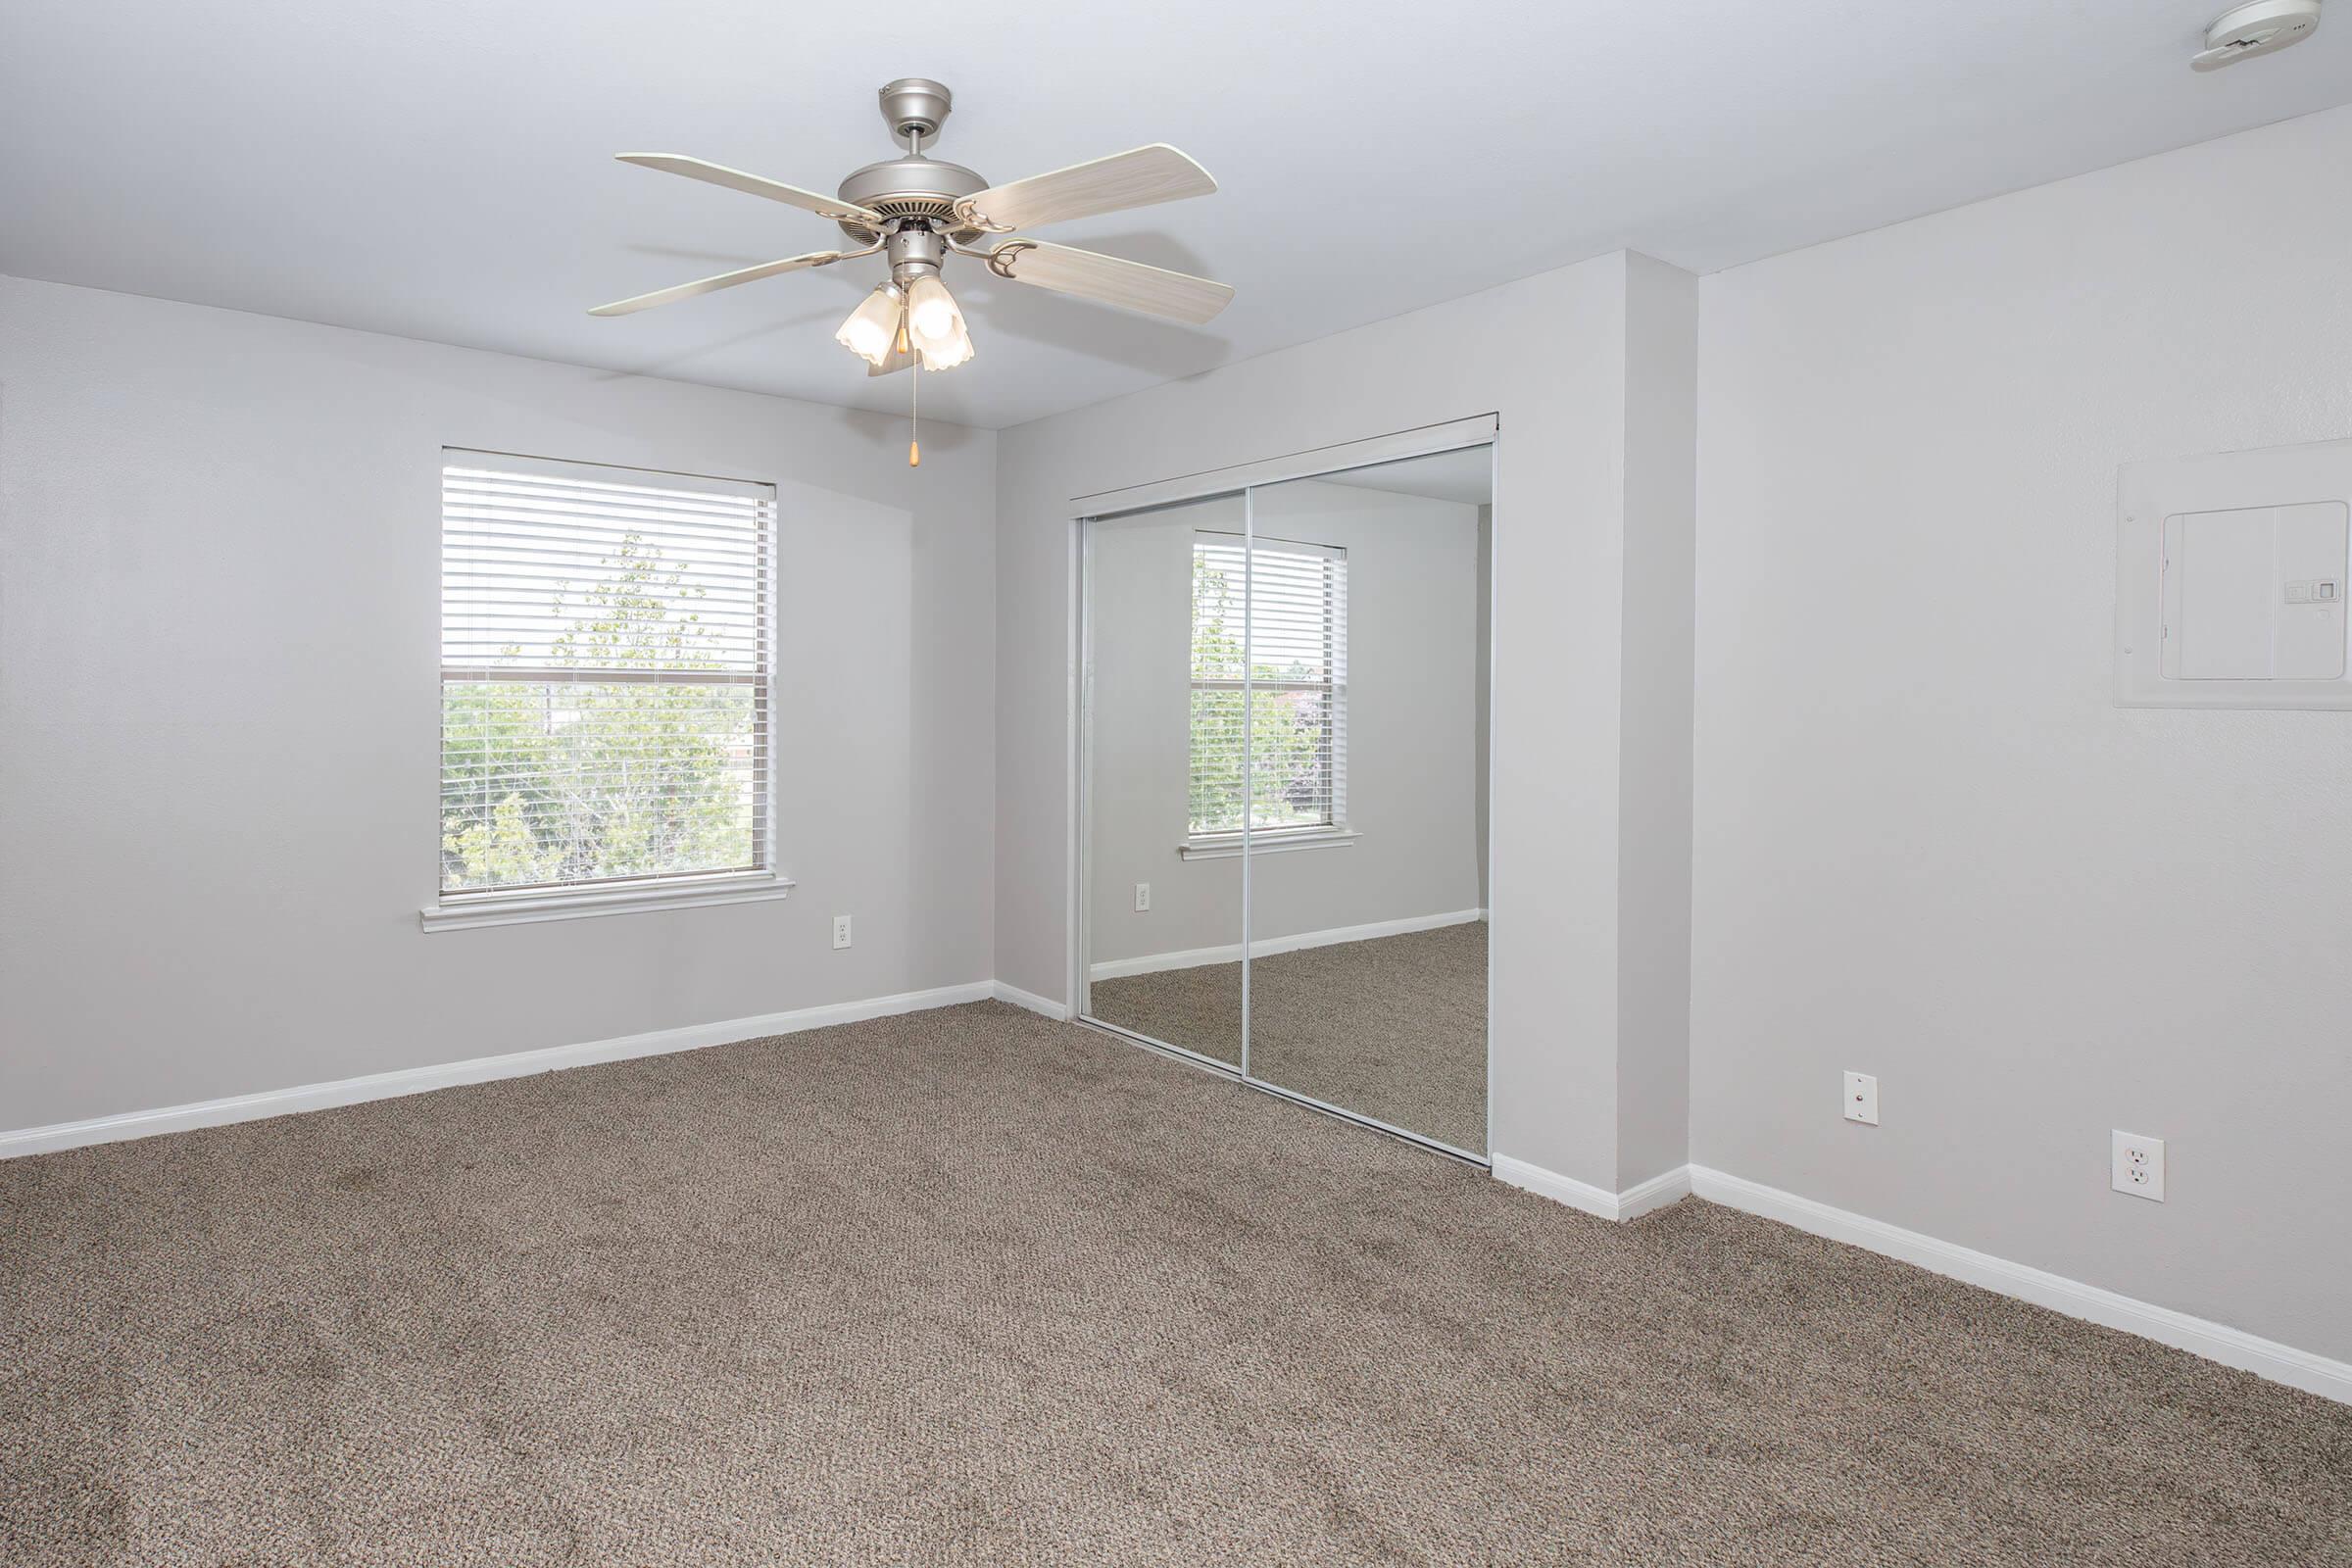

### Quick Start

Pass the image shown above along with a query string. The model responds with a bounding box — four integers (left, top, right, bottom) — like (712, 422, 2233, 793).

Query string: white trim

(1178, 827, 1359, 860)
(443, 447, 775, 497)
(1492, 1155, 2350, 1403)
(1616, 1163, 1695, 1220)
(1482, 438, 1498, 1166)
(990, 980, 1070, 1020)
(1089, 907, 1484, 983)
(420, 871, 796, 932)
(1491, 1154, 1625, 1219)
(1491, 1154, 1690, 1221)
(1070, 513, 1092, 1024)
(1686, 1165, 2352, 1406)
(1239, 484, 1257, 1074)
(1, 980, 991, 1161)
(1072, 415, 1498, 518)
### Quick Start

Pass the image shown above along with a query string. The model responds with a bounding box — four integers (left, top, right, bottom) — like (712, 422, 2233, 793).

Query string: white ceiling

(4, 2, 2347, 430)
(1311, 449, 1494, 508)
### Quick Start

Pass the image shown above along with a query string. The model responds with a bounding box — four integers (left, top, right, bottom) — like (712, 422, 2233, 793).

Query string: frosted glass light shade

(906, 273, 962, 346)
(835, 285, 904, 367)
(903, 272, 974, 369)
(918, 318, 975, 370)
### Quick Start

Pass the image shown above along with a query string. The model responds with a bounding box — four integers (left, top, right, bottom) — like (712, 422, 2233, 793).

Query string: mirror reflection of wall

(1085, 498, 1247, 1067)
(1242, 457, 1491, 1154)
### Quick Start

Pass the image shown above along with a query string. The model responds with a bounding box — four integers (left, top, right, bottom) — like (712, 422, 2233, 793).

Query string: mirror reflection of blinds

(1189, 532, 1348, 838)
(438, 454, 775, 898)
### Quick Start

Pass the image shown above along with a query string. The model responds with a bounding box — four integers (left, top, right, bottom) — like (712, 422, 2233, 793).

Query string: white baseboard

(1090, 907, 1485, 983)
(1490, 1153, 1690, 1221)
(1616, 1163, 1695, 1220)
(990, 980, 1069, 1020)
(0, 980, 997, 1161)
(1492, 1154, 1620, 1218)
(1686, 1165, 2352, 1407)
(1491, 1154, 2348, 1404)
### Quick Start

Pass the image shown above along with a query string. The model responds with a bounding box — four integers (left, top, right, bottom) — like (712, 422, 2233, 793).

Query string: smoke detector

(2192, 0, 2322, 70)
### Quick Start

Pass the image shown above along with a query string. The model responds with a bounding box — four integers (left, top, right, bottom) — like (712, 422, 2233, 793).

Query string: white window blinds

(439, 452, 775, 898)
(1189, 532, 1348, 838)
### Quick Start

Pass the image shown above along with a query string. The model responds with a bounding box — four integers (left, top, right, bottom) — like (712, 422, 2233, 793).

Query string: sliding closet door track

(1076, 1017, 1489, 1168)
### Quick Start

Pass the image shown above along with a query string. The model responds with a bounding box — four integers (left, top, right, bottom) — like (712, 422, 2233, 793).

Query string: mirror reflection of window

(1187, 533, 1348, 850)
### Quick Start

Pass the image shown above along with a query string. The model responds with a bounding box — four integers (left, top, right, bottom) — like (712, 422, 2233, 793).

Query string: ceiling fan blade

(956, 144, 1214, 232)
(985, 240, 1233, 324)
(588, 250, 841, 318)
(615, 154, 883, 227)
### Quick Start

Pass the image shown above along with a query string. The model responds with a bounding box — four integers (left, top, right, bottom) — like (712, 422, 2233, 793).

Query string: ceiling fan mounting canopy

(877, 76, 954, 143)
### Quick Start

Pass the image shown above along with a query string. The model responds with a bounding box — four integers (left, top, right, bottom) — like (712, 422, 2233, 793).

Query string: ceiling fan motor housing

(836, 156, 988, 244)
(837, 77, 988, 243)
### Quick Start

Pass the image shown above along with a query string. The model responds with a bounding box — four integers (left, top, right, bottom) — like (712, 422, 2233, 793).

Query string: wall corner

(1613, 253, 1699, 1188)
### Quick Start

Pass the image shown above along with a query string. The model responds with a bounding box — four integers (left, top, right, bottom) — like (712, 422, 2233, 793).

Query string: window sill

(1178, 828, 1360, 861)
(419, 872, 796, 933)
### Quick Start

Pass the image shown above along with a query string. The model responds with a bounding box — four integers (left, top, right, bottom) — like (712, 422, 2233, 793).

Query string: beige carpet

(1088, 922, 1488, 1152)
(3, 1003, 2346, 1566)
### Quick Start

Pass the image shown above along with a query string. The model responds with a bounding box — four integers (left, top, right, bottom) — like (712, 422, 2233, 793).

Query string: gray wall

(0, 275, 998, 1132)
(1614, 256, 1699, 1189)
(1691, 105, 2352, 1360)
(997, 251, 1699, 1193)
(1086, 482, 1485, 969)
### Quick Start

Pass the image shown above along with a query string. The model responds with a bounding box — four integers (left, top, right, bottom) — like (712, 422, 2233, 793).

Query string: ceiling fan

(590, 77, 1232, 455)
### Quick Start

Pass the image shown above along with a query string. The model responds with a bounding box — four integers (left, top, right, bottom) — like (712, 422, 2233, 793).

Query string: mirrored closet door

(1079, 442, 1494, 1161)
(1240, 453, 1492, 1155)
(1083, 497, 1247, 1068)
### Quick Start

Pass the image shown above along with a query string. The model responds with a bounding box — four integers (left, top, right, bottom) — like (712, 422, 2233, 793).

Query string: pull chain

(906, 321, 920, 467)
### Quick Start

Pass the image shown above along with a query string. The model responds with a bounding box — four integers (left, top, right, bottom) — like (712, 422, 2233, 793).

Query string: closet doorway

(1076, 433, 1494, 1162)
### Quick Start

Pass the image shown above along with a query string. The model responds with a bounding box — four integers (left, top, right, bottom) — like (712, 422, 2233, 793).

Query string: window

(431, 452, 782, 923)
(1188, 531, 1348, 846)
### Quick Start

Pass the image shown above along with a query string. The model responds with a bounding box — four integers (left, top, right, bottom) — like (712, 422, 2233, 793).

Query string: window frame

(1181, 529, 1353, 858)
(420, 450, 794, 932)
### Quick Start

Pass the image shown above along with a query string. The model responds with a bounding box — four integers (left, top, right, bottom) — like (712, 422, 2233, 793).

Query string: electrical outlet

(2111, 1130, 2165, 1201)
(831, 914, 853, 951)
(1842, 1071, 1879, 1126)
(1134, 882, 1152, 912)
